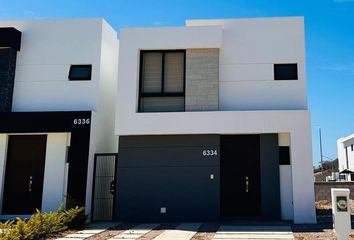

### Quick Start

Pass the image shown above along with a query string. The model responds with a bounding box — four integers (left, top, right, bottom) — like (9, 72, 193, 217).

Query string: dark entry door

(91, 153, 117, 221)
(2, 135, 47, 215)
(220, 135, 261, 217)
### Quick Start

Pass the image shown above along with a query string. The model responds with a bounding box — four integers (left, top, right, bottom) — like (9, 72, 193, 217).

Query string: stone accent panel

(315, 182, 354, 201)
(0, 48, 17, 112)
(185, 48, 219, 111)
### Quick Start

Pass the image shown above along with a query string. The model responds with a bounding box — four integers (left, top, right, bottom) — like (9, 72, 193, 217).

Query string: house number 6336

(73, 118, 90, 125)
(202, 150, 218, 156)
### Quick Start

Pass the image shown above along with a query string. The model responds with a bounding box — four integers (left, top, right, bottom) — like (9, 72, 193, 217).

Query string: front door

(2, 135, 47, 215)
(220, 135, 261, 217)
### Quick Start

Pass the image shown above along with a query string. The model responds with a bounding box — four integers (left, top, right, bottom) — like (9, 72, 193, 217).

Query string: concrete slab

(125, 223, 159, 233)
(111, 235, 142, 239)
(64, 233, 94, 238)
(112, 238, 142, 240)
(108, 223, 159, 240)
(213, 225, 294, 240)
(77, 229, 106, 234)
(153, 222, 201, 240)
(213, 234, 294, 239)
(56, 238, 84, 240)
(217, 225, 292, 231)
(112, 239, 142, 240)
(217, 231, 293, 234)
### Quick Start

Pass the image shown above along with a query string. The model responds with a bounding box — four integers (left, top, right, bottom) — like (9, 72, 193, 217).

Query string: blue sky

(1, 0, 353, 166)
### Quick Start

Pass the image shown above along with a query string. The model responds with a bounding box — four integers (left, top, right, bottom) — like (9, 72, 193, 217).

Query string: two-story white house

(338, 134, 354, 175)
(115, 17, 316, 223)
(0, 19, 118, 219)
(0, 16, 316, 224)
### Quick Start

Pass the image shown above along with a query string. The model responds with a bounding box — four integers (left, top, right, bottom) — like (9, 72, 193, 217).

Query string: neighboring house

(313, 159, 341, 182)
(337, 133, 354, 179)
(0, 19, 118, 219)
(115, 17, 316, 223)
(314, 170, 341, 182)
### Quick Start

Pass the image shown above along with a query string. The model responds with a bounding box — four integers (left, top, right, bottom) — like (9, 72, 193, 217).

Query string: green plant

(65, 195, 84, 211)
(0, 206, 85, 240)
(63, 207, 86, 229)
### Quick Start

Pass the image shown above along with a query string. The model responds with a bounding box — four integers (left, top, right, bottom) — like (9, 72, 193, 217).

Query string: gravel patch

(138, 222, 178, 240)
(85, 222, 135, 240)
(292, 223, 354, 240)
(46, 230, 76, 239)
(191, 222, 219, 240)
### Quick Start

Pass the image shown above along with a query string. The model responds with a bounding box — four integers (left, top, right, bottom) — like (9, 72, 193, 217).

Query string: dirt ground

(292, 223, 354, 239)
(291, 200, 354, 239)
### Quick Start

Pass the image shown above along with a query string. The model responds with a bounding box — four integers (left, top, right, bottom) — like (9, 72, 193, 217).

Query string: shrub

(0, 206, 85, 240)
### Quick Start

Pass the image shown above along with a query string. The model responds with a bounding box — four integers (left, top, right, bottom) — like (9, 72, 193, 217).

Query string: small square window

(279, 146, 290, 165)
(274, 63, 298, 80)
(69, 65, 92, 81)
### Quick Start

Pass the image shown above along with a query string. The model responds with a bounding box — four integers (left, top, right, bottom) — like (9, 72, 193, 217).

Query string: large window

(139, 50, 185, 112)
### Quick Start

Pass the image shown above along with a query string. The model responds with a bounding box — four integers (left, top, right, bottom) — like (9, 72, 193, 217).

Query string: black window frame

(138, 50, 186, 112)
(68, 65, 92, 81)
(274, 63, 298, 80)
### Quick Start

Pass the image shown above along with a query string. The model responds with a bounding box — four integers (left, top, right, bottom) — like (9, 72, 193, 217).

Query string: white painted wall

(338, 134, 354, 171)
(116, 17, 308, 136)
(338, 140, 347, 171)
(41, 133, 69, 212)
(278, 133, 294, 220)
(85, 20, 119, 215)
(0, 19, 104, 112)
(290, 119, 315, 223)
(186, 17, 307, 111)
(0, 135, 8, 214)
(280, 166, 294, 220)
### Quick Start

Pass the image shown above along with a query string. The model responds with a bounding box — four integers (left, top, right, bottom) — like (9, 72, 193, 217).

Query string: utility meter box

(331, 188, 351, 240)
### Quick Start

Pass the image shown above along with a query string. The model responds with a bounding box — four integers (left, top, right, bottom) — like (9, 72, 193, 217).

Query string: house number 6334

(202, 150, 218, 156)
(73, 118, 90, 125)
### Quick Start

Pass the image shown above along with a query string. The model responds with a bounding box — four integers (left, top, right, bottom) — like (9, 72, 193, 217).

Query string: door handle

(245, 176, 249, 193)
(29, 176, 33, 192)
(110, 179, 115, 195)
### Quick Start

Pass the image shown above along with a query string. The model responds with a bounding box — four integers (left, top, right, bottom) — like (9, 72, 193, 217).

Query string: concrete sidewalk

(152, 222, 201, 240)
(56, 222, 295, 240)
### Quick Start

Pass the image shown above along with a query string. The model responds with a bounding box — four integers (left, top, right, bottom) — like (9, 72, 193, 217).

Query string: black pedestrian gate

(91, 153, 117, 221)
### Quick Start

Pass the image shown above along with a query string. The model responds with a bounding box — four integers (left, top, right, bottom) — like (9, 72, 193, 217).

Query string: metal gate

(91, 153, 117, 221)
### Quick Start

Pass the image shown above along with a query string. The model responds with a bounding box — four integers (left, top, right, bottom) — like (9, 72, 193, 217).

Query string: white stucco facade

(0, 19, 119, 217)
(116, 17, 316, 223)
(0, 16, 316, 223)
(338, 134, 354, 171)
